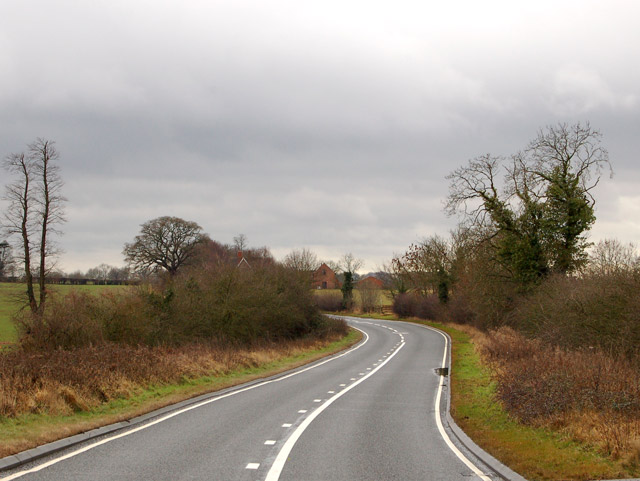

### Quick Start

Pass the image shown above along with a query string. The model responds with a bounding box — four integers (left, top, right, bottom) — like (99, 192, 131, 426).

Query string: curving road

(1, 318, 498, 481)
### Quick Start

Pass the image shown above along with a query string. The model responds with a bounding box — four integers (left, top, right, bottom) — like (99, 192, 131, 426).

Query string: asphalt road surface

(2, 317, 497, 481)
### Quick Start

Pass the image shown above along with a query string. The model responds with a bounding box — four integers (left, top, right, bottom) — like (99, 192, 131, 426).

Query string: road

(1, 317, 497, 481)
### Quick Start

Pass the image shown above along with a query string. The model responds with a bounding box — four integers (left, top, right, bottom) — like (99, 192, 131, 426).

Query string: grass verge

(0, 328, 361, 459)
(415, 320, 638, 481)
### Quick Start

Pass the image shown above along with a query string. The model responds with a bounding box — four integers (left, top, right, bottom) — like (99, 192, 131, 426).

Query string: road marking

(350, 377, 356, 380)
(265, 336, 406, 481)
(339, 384, 346, 387)
(327, 390, 335, 394)
(298, 410, 307, 413)
(282, 423, 292, 428)
(264, 440, 276, 445)
(0, 328, 371, 481)
(246, 463, 260, 469)
(313, 399, 321, 402)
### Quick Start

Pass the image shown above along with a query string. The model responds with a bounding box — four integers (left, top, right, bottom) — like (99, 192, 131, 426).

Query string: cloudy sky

(1, 1, 639, 273)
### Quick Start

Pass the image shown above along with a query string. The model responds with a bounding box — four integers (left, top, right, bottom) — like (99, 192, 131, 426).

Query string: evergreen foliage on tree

(341, 271, 354, 310)
(446, 122, 610, 287)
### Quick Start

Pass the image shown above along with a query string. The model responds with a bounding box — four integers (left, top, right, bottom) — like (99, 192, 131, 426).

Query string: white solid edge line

(413, 322, 492, 481)
(0, 327, 370, 481)
(265, 335, 405, 481)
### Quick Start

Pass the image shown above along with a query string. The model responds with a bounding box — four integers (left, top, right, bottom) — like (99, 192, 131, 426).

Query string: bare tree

(338, 252, 363, 276)
(588, 239, 639, 277)
(233, 233, 247, 252)
(322, 260, 342, 275)
(123, 216, 206, 277)
(30, 139, 66, 308)
(85, 263, 113, 280)
(283, 247, 320, 272)
(358, 281, 381, 313)
(3, 152, 37, 310)
(2, 139, 66, 312)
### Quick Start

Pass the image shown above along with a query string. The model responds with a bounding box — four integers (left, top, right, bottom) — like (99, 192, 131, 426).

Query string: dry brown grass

(0, 336, 347, 419)
(0, 330, 354, 458)
(467, 325, 640, 465)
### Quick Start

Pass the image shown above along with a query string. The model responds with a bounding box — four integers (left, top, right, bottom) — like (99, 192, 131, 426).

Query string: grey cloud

(1, 1, 639, 272)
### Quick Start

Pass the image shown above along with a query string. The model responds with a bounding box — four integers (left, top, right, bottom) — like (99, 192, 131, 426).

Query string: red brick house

(356, 276, 384, 289)
(312, 263, 341, 289)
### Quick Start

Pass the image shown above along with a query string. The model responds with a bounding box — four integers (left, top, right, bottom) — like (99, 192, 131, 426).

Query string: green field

(0, 283, 128, 344)
(313, 288, 394, 306)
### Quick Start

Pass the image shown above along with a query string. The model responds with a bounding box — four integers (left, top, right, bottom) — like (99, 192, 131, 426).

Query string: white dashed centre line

(264, 440, 276, 445)
(265, 330, 406, 481)
(327, 391, 335, 394)
(339, 384, 346, 386)
(298, 410, 307, 413)
(246, 463, 260, 470)
(282, 423, 292, 428)
(313, 399, 321, 403)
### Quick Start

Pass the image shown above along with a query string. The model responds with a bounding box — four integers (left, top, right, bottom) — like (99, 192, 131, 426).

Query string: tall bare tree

(3, 153, 36, 309)
(30, 139, 66, 308)
(2, 139, 66, 312)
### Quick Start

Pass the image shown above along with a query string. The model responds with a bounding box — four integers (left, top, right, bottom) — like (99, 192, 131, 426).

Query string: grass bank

(0, 328, 361, 459)
(345, 312, 638, 480)
(433, 322, 637, 480)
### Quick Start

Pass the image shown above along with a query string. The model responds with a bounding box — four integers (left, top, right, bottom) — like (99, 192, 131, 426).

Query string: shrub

(511, 272, 640, 358)
(14, 263, 327, 350)
(391, 293, 440, 320)
(442, 291, 476, 325)
(392, 293, 417, 318)
(313, 291, 344, 312)
(15, 291, 104, 351)
(415, 294, 439, 320)
(358, 286, 381, 313)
